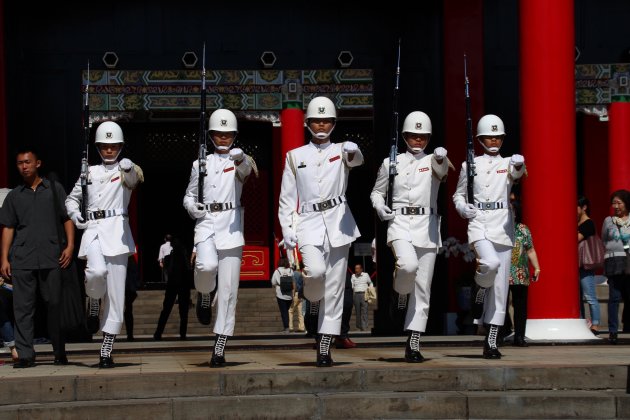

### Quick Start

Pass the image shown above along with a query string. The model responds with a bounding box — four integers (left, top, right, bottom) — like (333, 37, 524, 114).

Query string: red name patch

(419, 167, 429, 172)
(111, 176, 120, 182)
(329, 155, 341, 163)
(223, 167, 235, 173)
(496, 169, 507, 173)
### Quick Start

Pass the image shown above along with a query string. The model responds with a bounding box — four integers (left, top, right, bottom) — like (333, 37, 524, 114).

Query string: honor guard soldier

(453, 114, 525, 359)
(66, 121, 144, 368)
(371, 111, 451, 362)
(278, 96, 363, 367)
(183, 109, 255, 367)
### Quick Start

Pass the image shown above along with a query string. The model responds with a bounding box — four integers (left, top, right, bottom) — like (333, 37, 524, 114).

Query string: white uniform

(278, 141, 363, 335)
(453, 154, 525, 325)
(183, 152, 253, 336)
(371, 151, 448, 332)
(66, 162, 143, 334)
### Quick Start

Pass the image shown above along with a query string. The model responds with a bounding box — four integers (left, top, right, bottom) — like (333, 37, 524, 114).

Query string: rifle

(464, 55, 476, 204)
(386, 39, 402, 208)
(80, 61, 91, 220)
(198, 43, 208, 203)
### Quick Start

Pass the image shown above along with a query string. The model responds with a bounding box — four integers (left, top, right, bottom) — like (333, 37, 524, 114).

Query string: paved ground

(1, 333, 628, 378)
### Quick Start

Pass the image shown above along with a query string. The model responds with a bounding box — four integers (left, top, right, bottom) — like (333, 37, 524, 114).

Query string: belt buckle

(320, 201, 330, 210)
(484, 203, 492, 210)
(408, 207, 419, 215)
(94, 210, 105, 219)
(209, 203, 222, 212)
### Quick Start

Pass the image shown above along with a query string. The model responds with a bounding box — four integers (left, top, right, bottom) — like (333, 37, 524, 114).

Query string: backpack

(278, 271, 294, 295)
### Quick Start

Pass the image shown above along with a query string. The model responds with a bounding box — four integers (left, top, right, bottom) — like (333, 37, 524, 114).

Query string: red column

(608, 101, 630, 192)
(272, 108, 305, 261)
(581, 114, 609, 228)
(443, 0, 484, 312)
(520, 0, 590, 338)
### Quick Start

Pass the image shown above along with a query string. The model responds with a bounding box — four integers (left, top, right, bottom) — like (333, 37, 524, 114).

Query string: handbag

(578, 234, 605, 270)
(49, 175, 87, 334)
(364, 285, 377, 304)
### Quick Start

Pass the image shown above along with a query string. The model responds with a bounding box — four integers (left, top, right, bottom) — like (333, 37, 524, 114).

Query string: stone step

(112, 289, 375, 337)
(1, 390, 629, 419)
(1, 365, 625, 406)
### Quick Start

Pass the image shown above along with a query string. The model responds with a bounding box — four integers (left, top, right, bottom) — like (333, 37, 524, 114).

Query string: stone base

(525, 318, 601, 341)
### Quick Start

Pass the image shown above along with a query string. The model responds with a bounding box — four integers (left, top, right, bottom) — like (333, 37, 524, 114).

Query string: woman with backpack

(271, 257, 294, 334)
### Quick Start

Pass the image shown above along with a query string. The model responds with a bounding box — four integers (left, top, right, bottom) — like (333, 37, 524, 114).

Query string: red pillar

(272, 108, 305, 261)
(608, 101, 630, 192)
(520, 0, 591, 339)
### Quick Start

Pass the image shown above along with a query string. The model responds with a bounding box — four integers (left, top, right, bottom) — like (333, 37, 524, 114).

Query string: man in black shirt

(0, 150, 75, 368)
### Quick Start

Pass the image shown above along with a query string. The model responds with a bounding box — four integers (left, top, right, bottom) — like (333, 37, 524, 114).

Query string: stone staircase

(1, 364, 628, 419)
(122, 289, 375, 337)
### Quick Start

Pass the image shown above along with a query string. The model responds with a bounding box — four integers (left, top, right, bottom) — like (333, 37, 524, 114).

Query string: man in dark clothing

(0, 150, 75, 368)
(337, 271, 357, 349)
(154, 237, 191, 340)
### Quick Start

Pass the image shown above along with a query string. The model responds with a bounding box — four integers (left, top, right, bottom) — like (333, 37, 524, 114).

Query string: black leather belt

(204, 202, 235, 212)
(398, 207, 434, 215)
(476, 202, 506, 210)
(311, 196, 345, 212)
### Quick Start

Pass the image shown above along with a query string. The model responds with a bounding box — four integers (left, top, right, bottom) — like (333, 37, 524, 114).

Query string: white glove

(187, 203, 207, 220)
(375, 204, 395, 221)
(71, 213, 89, 230)
(119, 158, 133, 172)
(229, 148, 244, 162)
(282, 228, 298, 250)
(462, 203, 478, 219)
(343, 141, 359, 154)
(433, 147, 447, 160)
(510, 154, 524, 166)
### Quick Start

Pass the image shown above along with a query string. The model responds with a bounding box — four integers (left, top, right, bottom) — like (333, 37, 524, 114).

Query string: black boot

(609, 332, 618, 344)
(87, 298, 101, 334)
(316, 334, 333, 367)
(513, 335, 528, 347)
(99, 333, 116, 368)
(483, 324, 502, 359)
(305, 300, 320, 338)
(397, 293, 408, 310)
(210, 334, 227, 367)
(471, 287, 486, 320)
(404, 331, 425, 363)
(196, 292, 213, 325)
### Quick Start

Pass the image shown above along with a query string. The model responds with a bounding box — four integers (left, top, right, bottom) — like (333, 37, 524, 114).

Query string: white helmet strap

(211, 132, 236, 151)
(307, 121, 336, 140)
(478, 139, 501, 154)
(96, 144, 123, 164)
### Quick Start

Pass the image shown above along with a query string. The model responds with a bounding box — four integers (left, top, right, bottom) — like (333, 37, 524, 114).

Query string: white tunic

(278, 141, 363, 248)
(183, 153, 253, 250)
(453, 154, 525, 247)
(66, 163, 142, 258)
(371, 151, 448, 248)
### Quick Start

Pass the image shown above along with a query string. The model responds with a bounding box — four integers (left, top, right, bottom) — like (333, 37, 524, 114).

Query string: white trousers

(85, 238, 128, 335)
(391, 240, 436, 333)
(299, 237, 350, 336)
(195, 236, 242, 336)
(473, 239, 512, 326)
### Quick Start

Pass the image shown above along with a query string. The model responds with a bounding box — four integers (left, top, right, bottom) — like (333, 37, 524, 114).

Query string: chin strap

(307, 124, 335, 140)
(478, 139, 500, 154)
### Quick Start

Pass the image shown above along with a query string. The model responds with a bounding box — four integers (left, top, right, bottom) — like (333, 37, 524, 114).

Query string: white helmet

(94, 121, 124, 163)
(402, 111, 432, 135)
(209, 109, 238, 132)
(95, 121, 124, 144)
(476, 114, 505, 153)
(402, 111, 432, 154)
(305, 96, 336, 139)
(209, 109, 238, 151)
(476, 114, 505, 137)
